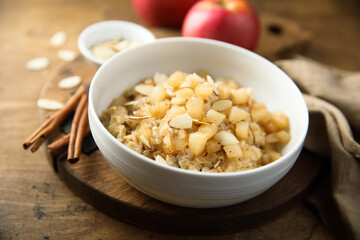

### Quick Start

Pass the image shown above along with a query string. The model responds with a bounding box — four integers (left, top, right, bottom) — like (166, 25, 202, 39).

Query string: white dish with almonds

(78, 20, 156, 67)
(88, 38, 308, 208)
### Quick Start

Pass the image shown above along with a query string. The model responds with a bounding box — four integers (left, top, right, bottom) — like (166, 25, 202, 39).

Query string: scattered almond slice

(37, 98, 63, 110)
(123, 100, 138, 106)
(207, 75, 220, 96)
(50, 31, 67, 47)
(153, 72, 168, 85)
(192, 119, 211, 125)
(25, 57, 50, 71)
(57, 76, 82, 89)
(139, 135, 151, 148)
(127, 115, 151, 120)
(134, 84, 155, 96)
(211, 99, 232, 111)
(168, 113, 193, 129)
(214, 131, 239, 145)
(57, 50, 77, 62)
(212, 160, 222, 169)
(155, 155, 167, 165)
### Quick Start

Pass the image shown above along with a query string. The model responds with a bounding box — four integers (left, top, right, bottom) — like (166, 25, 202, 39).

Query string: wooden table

(1, 0, 359, 239)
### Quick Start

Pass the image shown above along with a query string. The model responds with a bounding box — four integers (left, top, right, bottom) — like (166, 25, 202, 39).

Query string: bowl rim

(78, 20, 156, 66)
(88, 37, 309, 178)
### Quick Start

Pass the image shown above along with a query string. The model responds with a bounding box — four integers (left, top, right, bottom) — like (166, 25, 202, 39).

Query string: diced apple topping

(214, 131, 239, 145)
(101, 70, 291, 173)
(203, 109, 226, 125)
(189, 132, 208, 156)
(228, 106, 250, 124)
(223, 144, 243, 159)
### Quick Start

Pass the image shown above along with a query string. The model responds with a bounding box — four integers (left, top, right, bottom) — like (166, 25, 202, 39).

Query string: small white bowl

(78, 20, 156, 67)
(88, 38, 308, 208)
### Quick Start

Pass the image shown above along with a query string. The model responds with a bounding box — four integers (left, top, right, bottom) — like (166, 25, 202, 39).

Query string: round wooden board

(39, 56, 323, 235)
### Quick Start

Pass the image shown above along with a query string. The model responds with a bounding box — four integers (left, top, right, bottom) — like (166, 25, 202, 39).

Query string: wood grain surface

(1, 0, 359, 239)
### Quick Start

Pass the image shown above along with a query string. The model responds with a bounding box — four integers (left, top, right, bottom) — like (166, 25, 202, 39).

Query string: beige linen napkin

(275, 58, 360, 239)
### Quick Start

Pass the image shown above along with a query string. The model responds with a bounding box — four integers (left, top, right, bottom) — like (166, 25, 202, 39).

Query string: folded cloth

(275, 58, 360, 240)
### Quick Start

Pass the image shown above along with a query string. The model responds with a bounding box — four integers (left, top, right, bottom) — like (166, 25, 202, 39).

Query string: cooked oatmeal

(100, 71, 291, 173)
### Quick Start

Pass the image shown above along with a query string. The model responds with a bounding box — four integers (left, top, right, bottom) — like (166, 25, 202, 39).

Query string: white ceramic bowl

(78, 20, 156, 67)
(88, 37, 308, 208)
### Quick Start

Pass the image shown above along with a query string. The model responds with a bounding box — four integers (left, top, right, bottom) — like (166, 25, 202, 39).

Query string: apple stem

(218, 0, 225, 6)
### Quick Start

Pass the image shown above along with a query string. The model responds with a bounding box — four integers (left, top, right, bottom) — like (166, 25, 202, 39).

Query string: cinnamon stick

(73, 101, 89, 163)
(23, 85, 87, 150)
(67, 93, 88, 163)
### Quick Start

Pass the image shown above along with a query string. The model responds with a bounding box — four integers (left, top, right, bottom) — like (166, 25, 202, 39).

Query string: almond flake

(134, 84, 154, 96)
(139, 135, 151, 148)
(211, 99, 233, 111)
(57, 50, 77, 62)
(153, 72, 168, 85)
(25, 57, 50, 71)
(155, 155, 167, 165)
(214, 131, 239, 145)
(127, 115, 151, 120)
(192, 119, 211, 125)
(207, 75, 219, 96)
(168, 113, 193, 129)
(91, 45, 116, 60)
(57, 76, 82, 89)
(123, 100, 138, 106)
(37, 98, 63, 110)
(50, 31, 67, 47)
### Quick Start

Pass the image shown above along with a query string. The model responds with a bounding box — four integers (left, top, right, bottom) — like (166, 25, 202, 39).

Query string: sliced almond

(50, 31, 67, 47)
(212, 160, 222, 169)
(211, 99, 232, 111)
(168, 113, 193, 129)
(25, 57, 50, 71)
(155, 155, 167, 165)
(57, 75, 82, 89)
(123, 100, 138, 106)
(91, 45, 116, 60)
(192, 119, 211, 125)
(134, 84, 154, 96)
(127, 115, 151, 120)
(37, 98, 63, 110)
(191, 73, 205, 82)
(139, 135, 151, 148)
(57, 50, 77, 62)
(153, 72, 168, 85)
(207, 75, 219, 96)
(214, 131, 239, 145)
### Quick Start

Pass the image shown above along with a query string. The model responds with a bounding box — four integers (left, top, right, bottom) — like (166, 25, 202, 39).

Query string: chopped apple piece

(172, 87, 194, 105)
(189, 132, 208, 156)
(223, 144, 243, 159)
(195, 82, 214, 99)
(153, 72, 168, 86)
(235, 121, 249, 140)
(147, 85, 166, 104)
(206, 139, 222, 155)
(272, 111, 290, 130)
(228, 106, 250, 124)
(214, 131, 239, 145)
(186, 97, 204, 120)
(198, 123, 218, 140)
(167, 71, 186, 89)
(203, 109, 226, 125)
(231, 87, 248, 105)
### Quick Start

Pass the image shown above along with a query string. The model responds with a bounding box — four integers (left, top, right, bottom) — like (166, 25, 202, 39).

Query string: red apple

(182, 0, 260, 50)
(131, 0, 200, 28)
